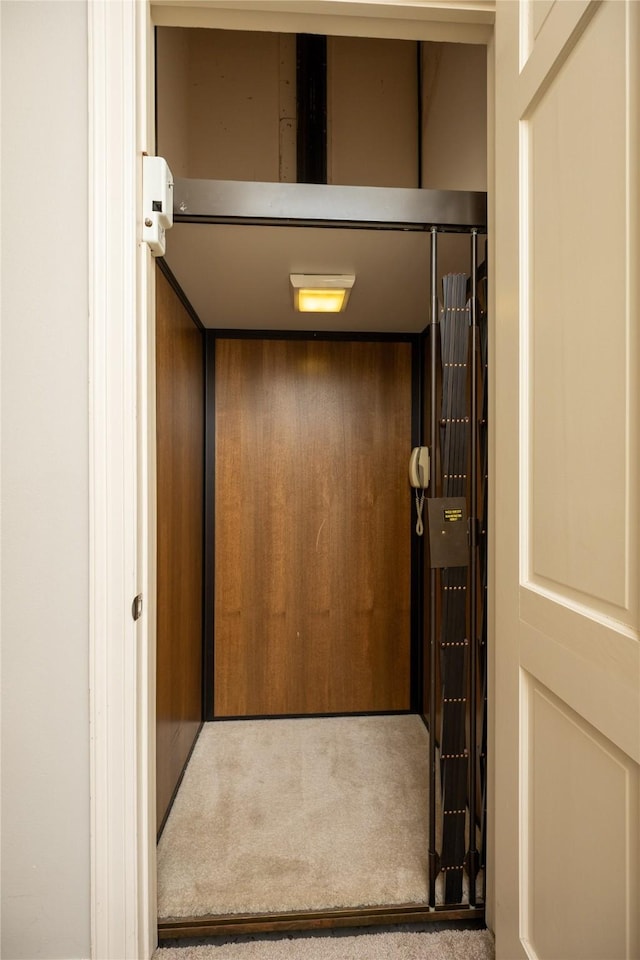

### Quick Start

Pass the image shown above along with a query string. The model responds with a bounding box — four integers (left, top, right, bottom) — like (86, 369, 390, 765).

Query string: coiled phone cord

(415, 489, 425, 536)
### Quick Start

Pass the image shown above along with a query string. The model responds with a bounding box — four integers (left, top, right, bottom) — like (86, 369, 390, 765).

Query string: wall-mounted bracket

(142, 155, 173, 256)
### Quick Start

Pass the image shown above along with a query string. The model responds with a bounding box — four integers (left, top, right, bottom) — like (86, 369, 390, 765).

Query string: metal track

(477, 249, 489, 902)
(438, 273, 471, 905)
(158, 904, 486, 940)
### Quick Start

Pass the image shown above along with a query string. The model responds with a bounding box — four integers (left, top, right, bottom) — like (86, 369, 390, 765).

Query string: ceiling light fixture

(290, 274, 355, 313)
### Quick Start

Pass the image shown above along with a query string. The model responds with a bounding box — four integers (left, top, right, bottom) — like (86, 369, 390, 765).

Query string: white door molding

(151, 1, 493, 44)
(88, 1, 155, 957)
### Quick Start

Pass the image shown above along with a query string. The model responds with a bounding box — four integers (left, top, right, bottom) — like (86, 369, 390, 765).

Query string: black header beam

(173, 178, 487, 233)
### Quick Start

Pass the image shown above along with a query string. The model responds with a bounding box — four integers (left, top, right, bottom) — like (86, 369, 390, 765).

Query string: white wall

(421, 42, 487, 191)
(156, 27, 190, 179)
(157, 27, 295, 182)
(1, 3, 91, 958)
(328, 36, 419, 187)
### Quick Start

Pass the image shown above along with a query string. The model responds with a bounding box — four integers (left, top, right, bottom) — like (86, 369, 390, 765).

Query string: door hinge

(132, 594, 143, 622)
(142, 155, 174, 257)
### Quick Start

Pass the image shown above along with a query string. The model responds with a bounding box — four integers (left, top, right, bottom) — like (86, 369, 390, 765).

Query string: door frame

(88, 3, 156, 958)
(87, 3, 495, 957)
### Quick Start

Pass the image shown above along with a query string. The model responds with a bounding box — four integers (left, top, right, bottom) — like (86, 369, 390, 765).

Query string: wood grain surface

(213, 337, 412, 716)
(156, 268, 204, 829)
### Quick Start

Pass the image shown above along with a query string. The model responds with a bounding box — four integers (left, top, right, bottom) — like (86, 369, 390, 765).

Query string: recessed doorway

(153, 20, 488, 941)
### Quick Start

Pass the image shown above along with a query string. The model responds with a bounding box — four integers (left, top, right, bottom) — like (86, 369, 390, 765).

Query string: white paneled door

(494, 2, 640, 958)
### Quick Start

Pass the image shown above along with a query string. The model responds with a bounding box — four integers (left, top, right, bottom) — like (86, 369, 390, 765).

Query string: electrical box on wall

(142, 155, 173, 256)
(427, 497, 469, 568)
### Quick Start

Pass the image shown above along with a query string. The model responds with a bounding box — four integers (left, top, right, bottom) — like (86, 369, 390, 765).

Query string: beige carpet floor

(158, 715, 432, 918)
(154, 928, 494, 959)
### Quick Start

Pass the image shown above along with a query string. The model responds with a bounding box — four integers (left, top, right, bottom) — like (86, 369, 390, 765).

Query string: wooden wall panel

(213, 338, 412, 717)
(156, 269, 204, 830)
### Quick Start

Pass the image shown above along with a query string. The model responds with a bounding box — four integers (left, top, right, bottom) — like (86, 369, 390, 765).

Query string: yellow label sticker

(443, 508, 463, 522)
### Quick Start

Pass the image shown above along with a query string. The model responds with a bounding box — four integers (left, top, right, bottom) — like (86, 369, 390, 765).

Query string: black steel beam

(173, 178, 487, 232)
(296, 34, 327, 184)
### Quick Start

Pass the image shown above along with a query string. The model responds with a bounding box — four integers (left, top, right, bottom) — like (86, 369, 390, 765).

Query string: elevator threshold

(157, 715, 483, 938)
(157, 903, 484, 941)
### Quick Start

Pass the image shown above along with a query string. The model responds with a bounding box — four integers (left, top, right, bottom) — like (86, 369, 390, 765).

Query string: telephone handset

(409, 446, 430, 489)
(409, 447, 430, 536)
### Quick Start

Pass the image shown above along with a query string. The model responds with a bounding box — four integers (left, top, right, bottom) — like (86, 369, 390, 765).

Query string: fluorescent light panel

(290, 273, 355, 313)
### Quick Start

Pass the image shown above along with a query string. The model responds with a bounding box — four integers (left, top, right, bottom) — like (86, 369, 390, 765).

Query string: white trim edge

(89, 2, 153, 957)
